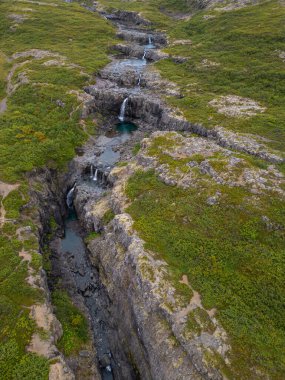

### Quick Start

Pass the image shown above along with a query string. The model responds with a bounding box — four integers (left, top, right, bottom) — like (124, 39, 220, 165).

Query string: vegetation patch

(52, 290, 89, 357)
(85, 231, 101, 243)
(126, 168, 285, 378)
(102, 209, 115, 225)
(156, 1, 285, 152)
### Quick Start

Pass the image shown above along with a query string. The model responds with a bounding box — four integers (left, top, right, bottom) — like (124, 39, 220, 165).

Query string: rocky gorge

(36, 2, 285, 379)
(1, 0, 284, 379)
(38, 7, 231, 379)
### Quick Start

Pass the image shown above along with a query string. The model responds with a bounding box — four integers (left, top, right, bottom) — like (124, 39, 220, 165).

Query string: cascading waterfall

(137, 73, 142, 87)
(118, 97, 128, 122)
(93, 168, 98, 181)
(66, 185, 75, 208)
(148, 35, 152, 45)
(142, 48, 147, 60)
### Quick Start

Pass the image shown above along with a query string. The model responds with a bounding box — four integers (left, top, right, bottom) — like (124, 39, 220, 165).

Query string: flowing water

(118, 97, 128, 122)
(60, 207, 114, 380)
(66, 186, 75, 208)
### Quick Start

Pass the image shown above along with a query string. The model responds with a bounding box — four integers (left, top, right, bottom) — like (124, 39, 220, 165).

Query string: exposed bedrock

(116, 29, 167, 46)
(85, 85, 284, 163)
(87, 219, 206, 380)
(71, 165, 227, 380)
(28, 164, 145, 379)
(104, 10, 151, 26)
(112, 43, 168, 61)
(99, 64, 181, 96)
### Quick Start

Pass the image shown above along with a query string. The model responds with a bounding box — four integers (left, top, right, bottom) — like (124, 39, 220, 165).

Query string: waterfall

(148, 35, 152, 45)
(66, 185, 75, 208)
(118, 97, 128, 122)
(90, 165, 94, 179)
(137, 73, 142, 87)
(93, 168, 98, 181)
(142, 48, 147, 60)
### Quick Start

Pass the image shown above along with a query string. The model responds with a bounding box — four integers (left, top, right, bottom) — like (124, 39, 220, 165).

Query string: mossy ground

(126, 167, 285, 379)
(157, 1, 285, 153)
(0, 0, 115, 377)
(52, 290, 89, 356)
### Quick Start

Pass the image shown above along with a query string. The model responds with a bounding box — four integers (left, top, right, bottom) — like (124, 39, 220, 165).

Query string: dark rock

(99, 353, 111, 368)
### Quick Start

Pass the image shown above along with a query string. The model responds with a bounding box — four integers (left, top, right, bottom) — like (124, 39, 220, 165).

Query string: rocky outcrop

(71, 160, 230, 380)
(84, 85, 284, 163)
(104, 10, 151, 26)
(113, 43, 169, 62)
(137, 131, 285, 195)
(116, 29, 167, 46)
(22, 169, 78, 379)
(71, 124, 285, 379)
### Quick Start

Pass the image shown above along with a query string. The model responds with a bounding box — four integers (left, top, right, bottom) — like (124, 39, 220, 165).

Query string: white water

(148, 35, 152, 45)
(142, 49, 147, 60)
(119, 97, 128, 122)
(93, 168, 98, 181)
(66, 186, 75, 208)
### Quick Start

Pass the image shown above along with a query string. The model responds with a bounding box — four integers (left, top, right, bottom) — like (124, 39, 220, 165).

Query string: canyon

(0, 0, 284, 379)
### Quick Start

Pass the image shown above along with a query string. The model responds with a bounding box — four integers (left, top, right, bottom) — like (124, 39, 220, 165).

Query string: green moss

(2, 222, 17, 236)
(85, 231, 101, 243)
(132, 143, 141, 155)
(117, 161, 128, 167)
(102, 209, 115, 225)
(52, 290, 89, 357)
(42, 246, 52, 275)
(0, 340, 49, 380)
(23, 236, 38, 251)
(2, 189, 26, 219)
(126, 168, 285, 378)
(49, 216, 57, 231)
(30, 252, 43, 272)
(0, 0, 116, 181)
(157, 1, 285, 153)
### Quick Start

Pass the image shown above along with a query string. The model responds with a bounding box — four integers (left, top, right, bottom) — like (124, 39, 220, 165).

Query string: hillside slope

(0, 1, 115, 378)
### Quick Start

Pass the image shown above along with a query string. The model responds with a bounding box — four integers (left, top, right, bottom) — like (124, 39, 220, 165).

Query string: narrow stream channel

(61, 204, 114, 380)
(49, 3, 163, 378)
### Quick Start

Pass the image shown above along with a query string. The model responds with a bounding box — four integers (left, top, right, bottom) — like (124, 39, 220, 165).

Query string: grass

(102, 209, 115, 225)
(156, 1, 285, 152)
(0, 52, 10, 99)
(0, 0, 116, 181)
(126, 167, 285, 379)
(85, 231, 101, 243)
(52, 290, 89, 357)
(0, 0, 115, 377)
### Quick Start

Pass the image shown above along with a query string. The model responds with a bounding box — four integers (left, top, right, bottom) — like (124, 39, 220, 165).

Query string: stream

(61, 207, 114, 380)
(50, 4, 164, 379)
